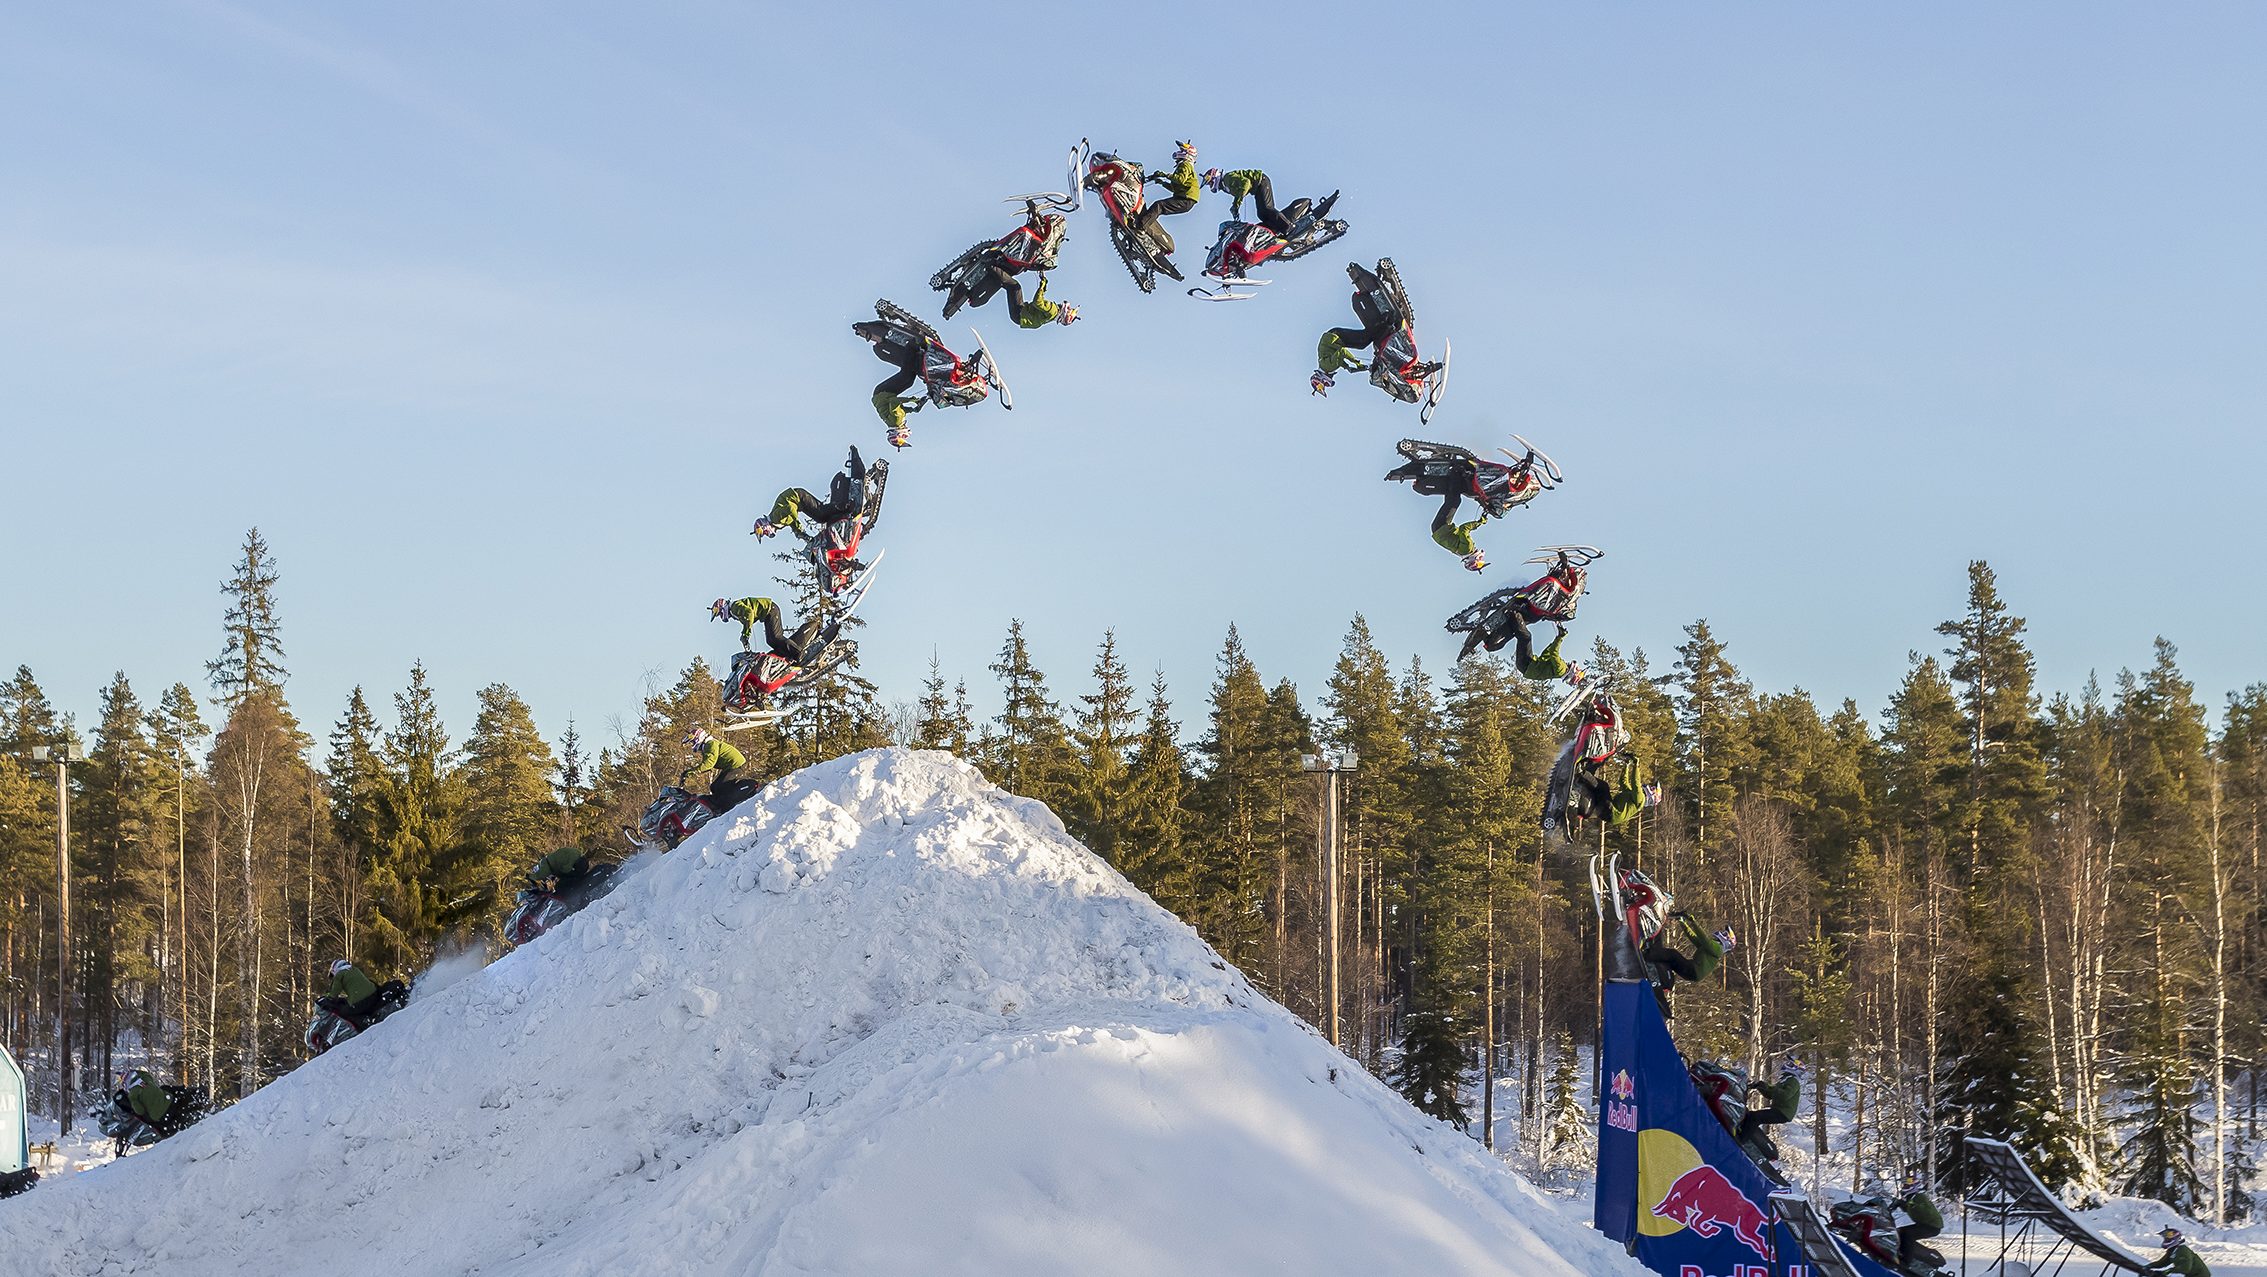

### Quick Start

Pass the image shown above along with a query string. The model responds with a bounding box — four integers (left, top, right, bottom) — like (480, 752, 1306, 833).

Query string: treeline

(1, 535, 2260, 1225)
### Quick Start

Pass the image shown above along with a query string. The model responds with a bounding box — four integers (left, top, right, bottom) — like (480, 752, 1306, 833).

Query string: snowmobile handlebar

(1504, 433, 1565, 488)
(1527, 544, 1604, 566)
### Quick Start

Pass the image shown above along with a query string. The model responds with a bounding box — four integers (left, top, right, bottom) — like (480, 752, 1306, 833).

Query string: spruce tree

(1188, 626, 1276, 968)
(1541, 1033, 1594, 1174)
(985, 620, 1069, 803)
(1670, 619, 1754, 866)
(364, 664, 460, 970)
(1120, 672, 1191, 909)
(449, 684, 561, 933)
(207, 528, 287, 708)
(1065, 632, 1138, 867)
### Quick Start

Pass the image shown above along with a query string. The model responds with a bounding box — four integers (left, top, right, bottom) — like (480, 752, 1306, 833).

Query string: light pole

(1300, 748, 1358, 1050)
(30, 743, 82, 1132)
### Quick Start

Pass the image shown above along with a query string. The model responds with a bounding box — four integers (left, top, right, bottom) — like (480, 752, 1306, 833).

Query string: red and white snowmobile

(720, 556, 882, 728)
(1187, 193, 1348, 301)
(1359, 260, 1449, 422)
(504, 862, 622, 947)
(303, 979, 411, 1055)
(931, 208, 1068, 319)
(1386, 434, 1563, 521)
(806, 464, 887, 596)
(1014, 140, 1183, 293)
(1444, 544, 1602, 652)
(1542, 673, 1638, 845)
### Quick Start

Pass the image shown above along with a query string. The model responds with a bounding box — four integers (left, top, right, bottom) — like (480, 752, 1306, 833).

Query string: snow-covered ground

(0, 748, 1649, 1276)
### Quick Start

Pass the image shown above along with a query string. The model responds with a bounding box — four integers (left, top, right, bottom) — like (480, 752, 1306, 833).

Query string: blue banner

(1593, 979, 1896, 1277)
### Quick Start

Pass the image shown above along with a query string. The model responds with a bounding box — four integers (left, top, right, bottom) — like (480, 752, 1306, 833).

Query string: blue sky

(6, 2, 2264, 749)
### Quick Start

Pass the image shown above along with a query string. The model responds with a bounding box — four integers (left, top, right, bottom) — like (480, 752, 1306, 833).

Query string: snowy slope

(0, 749, 1647, 1277)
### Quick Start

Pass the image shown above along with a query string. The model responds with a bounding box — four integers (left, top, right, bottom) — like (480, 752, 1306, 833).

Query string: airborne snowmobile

(504, 862, 623, 947)
(1541, 672, 1656, 845)
(756, 457, 888, 597)
(856, 300, 1010, 448)
(1446, 545, 1602, 662)
(1386, 435, 1562, 518)
(1186, 193, 1349, 302)
(931, 203, 1068, 320)
(303, 977, 411, 1056)
(1828, 1198, 1949, 1277)
(718, 558, 881, 728)
(1689, 1059, 1792, 1186)
(1315, 260, 1448, 421)
(1015, 140, 1184, 293)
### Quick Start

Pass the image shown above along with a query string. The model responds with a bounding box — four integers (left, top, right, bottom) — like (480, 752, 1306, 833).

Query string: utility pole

(31, 743, 82, 1133)
(1300, 749, 1358, 1050)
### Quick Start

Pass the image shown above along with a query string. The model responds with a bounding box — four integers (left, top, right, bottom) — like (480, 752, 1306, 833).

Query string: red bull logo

(1607, 1068, 1638, 1132)
(1651, 1164, 1774, 1261)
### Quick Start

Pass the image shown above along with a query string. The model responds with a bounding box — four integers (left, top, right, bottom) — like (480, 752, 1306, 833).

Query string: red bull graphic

(1651, 1164, 1773, 1260)
(1606, 1067, 1638, 1132)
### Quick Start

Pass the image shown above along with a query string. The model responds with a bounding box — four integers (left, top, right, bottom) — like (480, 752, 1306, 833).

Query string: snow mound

(0, 748, 1643, 1276)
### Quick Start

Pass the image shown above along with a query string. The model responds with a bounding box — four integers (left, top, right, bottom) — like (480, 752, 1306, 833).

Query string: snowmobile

(931, 207, 1068, 319)
(857, 301, 1011, 443)
(627, 776, 767, 852)
(1186, 193, 1348, 301)
(720, 558, 882, 727)
(1588, 853, 1674, 983)
(1443, 544, 1603, 653)
(1541, 673, 1639, 846)
(1016, 140, 1183, 293)
(1386, 434, 1563, 520)
(1358, 259, 1449, 422)
(0, 1167, 34, 1198)
(303, 978, 411, 1056)
(1828, 1197, 1948, 1277)
(804, 462, 887, 596)
(504, 862, 623, 947)
(99, 1083, 208, 1155)
(1688, 1060, 1791, 1186)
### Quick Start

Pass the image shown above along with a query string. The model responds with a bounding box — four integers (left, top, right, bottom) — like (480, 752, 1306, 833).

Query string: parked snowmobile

(303, 978, 411, 1056)
(931, 206, 1068, 319)
(1187, 193, 1348, 301)
(504, 862, 623, 946)
(0, 1167, 34, 1198)
(1444, 544, 1602, 653)
(1689, 1060, 1791, 1186)
(99, 1077, 208, 1154)
(1828, 1198, 1948, 1276)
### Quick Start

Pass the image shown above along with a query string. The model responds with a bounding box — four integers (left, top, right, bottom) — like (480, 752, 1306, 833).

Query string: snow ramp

(0, 748, 1645, 1277)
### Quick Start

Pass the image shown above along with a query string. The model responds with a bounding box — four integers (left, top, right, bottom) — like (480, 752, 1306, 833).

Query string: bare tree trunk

(2208, 764, 2230, 1224)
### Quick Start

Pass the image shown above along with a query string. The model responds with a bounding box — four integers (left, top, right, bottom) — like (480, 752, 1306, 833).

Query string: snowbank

(0, 749, 1646, 1276)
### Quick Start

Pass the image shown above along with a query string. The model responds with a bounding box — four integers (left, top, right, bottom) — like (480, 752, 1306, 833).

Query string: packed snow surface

(0, 749, 1645, 1276)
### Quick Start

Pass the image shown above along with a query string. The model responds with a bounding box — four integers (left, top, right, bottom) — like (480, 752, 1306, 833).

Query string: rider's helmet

(2160, 1228, 2186, 1249)
(329, 958, 353, 976)
(1713, 927, 1737, 952)
(1056, 303, 1079, 326)
(1780, 1059, 1808, 1079)
(1462, 550, 1488, 573)
(750, 518, 778, 539)
(1200, 166, 1224, 192)
(684, 727, 710, 748)
(709, 598, 730, 620)
(887, 423, 911, 449)
(1174, 140, 1197, 166)
(1309, 369, 1335, 396)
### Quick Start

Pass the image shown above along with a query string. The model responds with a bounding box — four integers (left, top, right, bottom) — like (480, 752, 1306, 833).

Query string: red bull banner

(1594, 979, 1839, 1277)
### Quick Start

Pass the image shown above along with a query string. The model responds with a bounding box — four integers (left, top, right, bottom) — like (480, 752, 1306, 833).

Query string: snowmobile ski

(1503, 433, 1565, 487)
(1006, 139, 1088, 214)
(968, 328, 1012, 409)
(1420, 338, 1450, 425)
(1548, 670, 1603, 727)
(1187, 278, 1272, 302)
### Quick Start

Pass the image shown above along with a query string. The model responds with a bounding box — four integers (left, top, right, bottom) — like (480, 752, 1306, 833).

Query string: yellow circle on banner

(1635, 1128, 1704, 1237)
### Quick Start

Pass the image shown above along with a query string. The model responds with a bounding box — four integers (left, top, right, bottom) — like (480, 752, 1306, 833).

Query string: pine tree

(913, 654, 964, 751)
(81, 673, 165, 1081)
(449, 684, 561, 934)
(554, 720, 599, 844)
(1188, 626, 1278, 968)
(1064, 632, 1138, 867)
(1119, 672, 1191, 909)
(144, 681, 208, 1074)
(985, 620, 1069, 802)
(207, 528, 287, 707)
(1670, 619, 1754, 866)
(1541, 1033, 1594, 1174)
(363, 664, 460, 972)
